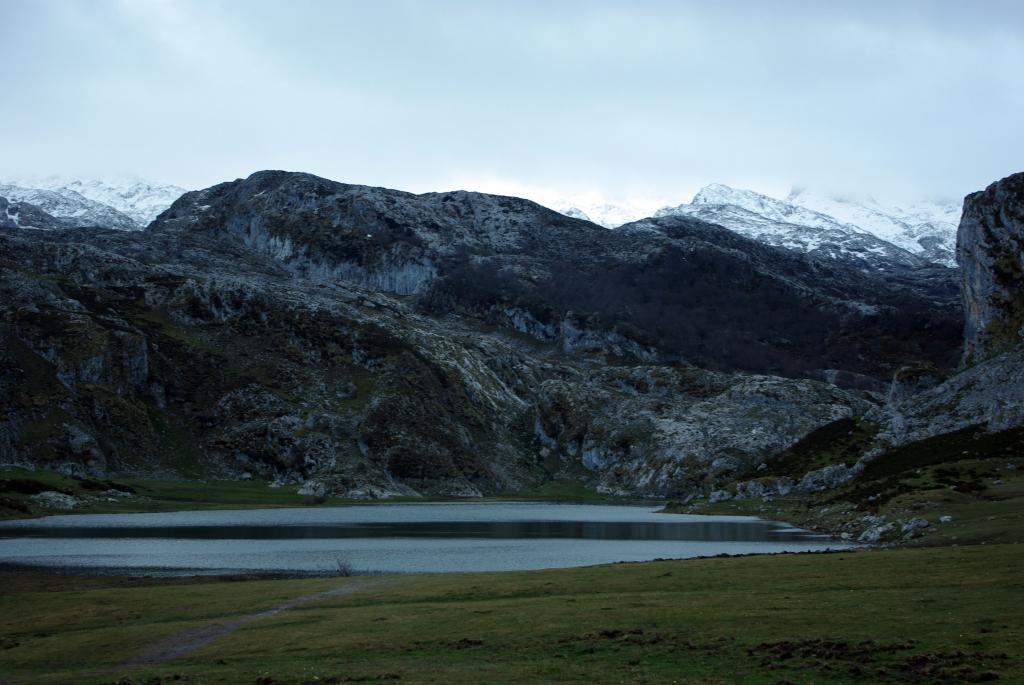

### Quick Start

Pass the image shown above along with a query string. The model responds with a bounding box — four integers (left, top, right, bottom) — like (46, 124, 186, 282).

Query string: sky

(3, 0, 1023, 211)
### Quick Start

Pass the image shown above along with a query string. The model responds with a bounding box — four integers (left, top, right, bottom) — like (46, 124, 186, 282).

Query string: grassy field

(1, 545, 1021, 684)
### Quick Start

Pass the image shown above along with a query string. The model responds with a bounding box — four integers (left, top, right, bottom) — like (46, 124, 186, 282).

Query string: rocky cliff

(958, 171, 1024, 363)
(864, 172, 1024, 451)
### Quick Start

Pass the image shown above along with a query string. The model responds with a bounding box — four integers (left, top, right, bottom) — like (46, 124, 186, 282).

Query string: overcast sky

(3, 0, 1023, 208)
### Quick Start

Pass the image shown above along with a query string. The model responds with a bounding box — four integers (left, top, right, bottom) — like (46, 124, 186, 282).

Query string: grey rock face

(871, 347, 1024, 449)
(958, 171, 1024, 362)
(708, 489, 733, 503)
(151, 171, 962, 380)
(733, 477, 794, 500)
(0, 197, 74, 231)
(797, 463, 863, 492)
(861, 174, 1024, 453)
(858, 521, 897, 543)
(29, 491, 81, 510)
(536, 368, 869, 497)
(0, 216, 870, 498)
(901, 518, 930, 538)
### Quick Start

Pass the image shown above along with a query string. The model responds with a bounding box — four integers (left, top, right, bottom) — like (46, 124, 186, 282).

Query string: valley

(1, 167, 1022, 684)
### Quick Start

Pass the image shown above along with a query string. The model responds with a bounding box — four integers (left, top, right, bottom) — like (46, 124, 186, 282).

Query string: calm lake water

(0, 502, 849, 575)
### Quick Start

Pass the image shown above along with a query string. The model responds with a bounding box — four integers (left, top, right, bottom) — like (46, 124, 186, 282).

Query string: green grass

(1, 545, 1021, 684)
(0, 470, 621, 519)
(129, 303, 222, 354)
(762, 417, 879, 478)
(675, 424, 1024, 548)
(495, 477, 617, 501)
(0, 468, 339, 517)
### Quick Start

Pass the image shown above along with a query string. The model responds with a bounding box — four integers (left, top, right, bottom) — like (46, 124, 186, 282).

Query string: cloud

(1, 0, 1021, 203)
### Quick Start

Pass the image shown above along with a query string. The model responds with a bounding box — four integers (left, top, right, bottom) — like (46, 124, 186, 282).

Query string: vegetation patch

(748, 639, 1008, 682)
(862, 427, 1024, 481)
(764, 417, 878, 477)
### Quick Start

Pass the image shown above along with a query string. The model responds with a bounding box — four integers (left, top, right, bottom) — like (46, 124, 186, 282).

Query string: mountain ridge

(1, 177, 186, 229)
(0, 168, 975, 501)
(655, 183, 956, 270)
(153, 170, 962, 379)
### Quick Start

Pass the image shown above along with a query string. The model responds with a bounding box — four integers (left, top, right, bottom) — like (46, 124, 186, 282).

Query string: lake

(0, 502, 849, 575)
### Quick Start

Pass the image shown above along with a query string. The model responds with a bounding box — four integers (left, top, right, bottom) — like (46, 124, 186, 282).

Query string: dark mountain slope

(152, 171, 962, 379)
(0, 223, 868, 497)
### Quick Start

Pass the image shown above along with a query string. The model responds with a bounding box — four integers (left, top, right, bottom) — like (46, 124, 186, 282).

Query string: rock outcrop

(958, 171, 1024, 362)
(870, 172, 1024, 450)
(0, 197, 74, 231)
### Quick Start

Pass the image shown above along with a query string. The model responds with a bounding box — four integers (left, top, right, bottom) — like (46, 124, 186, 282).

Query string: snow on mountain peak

(669, 183, 872, 237)
(552, 198, 658, 228)
(0, 183, 141, 231)
(654, 182, 958, 271)
(0, 176, 186, 229)
(691, 183, 761, 206)
(784, 188, 959, 266)
(542, 180, 959, 268)
(7, 176, 186, 226)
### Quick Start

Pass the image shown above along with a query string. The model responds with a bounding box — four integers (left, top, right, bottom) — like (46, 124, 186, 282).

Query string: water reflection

(0, 520, 819, 542)
(0, 503, 849, 575)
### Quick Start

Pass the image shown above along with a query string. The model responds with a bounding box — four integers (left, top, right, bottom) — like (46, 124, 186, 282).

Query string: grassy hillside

(671, 424, 1024, 547)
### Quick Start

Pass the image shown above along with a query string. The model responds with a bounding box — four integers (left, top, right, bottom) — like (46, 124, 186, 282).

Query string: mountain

(839, 170, 1024, 457)
(662, 171, 1024, 544)
(0, 177, 186, 229)
(154, 171, 961, 379)
(0, 185, 860, 497)
(40, 177, 186, 226)
(552, 199, 653, 228)
(0, 183, 140, 231)
(549, 184, 959, 268)
(0, 169, 966, 499)
(654, 184, 933, 273)
(0, 197, 74, 231)
(787, 189, 960, 267)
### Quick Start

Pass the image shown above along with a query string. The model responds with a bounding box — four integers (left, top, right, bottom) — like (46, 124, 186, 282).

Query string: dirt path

(124, 577, 389, 666)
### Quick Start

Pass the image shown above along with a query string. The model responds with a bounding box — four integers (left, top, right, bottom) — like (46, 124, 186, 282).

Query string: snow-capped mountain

(0, 196, 73, 230)
(0, 183, 141, 231)
(0, 177, 186, 230)
(654, 184, 927, 271)
(6, 176, 186, 227)
(553, 200, 654, 228)
(786, 189, 959, 267)
(654, 184, 958, 270)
